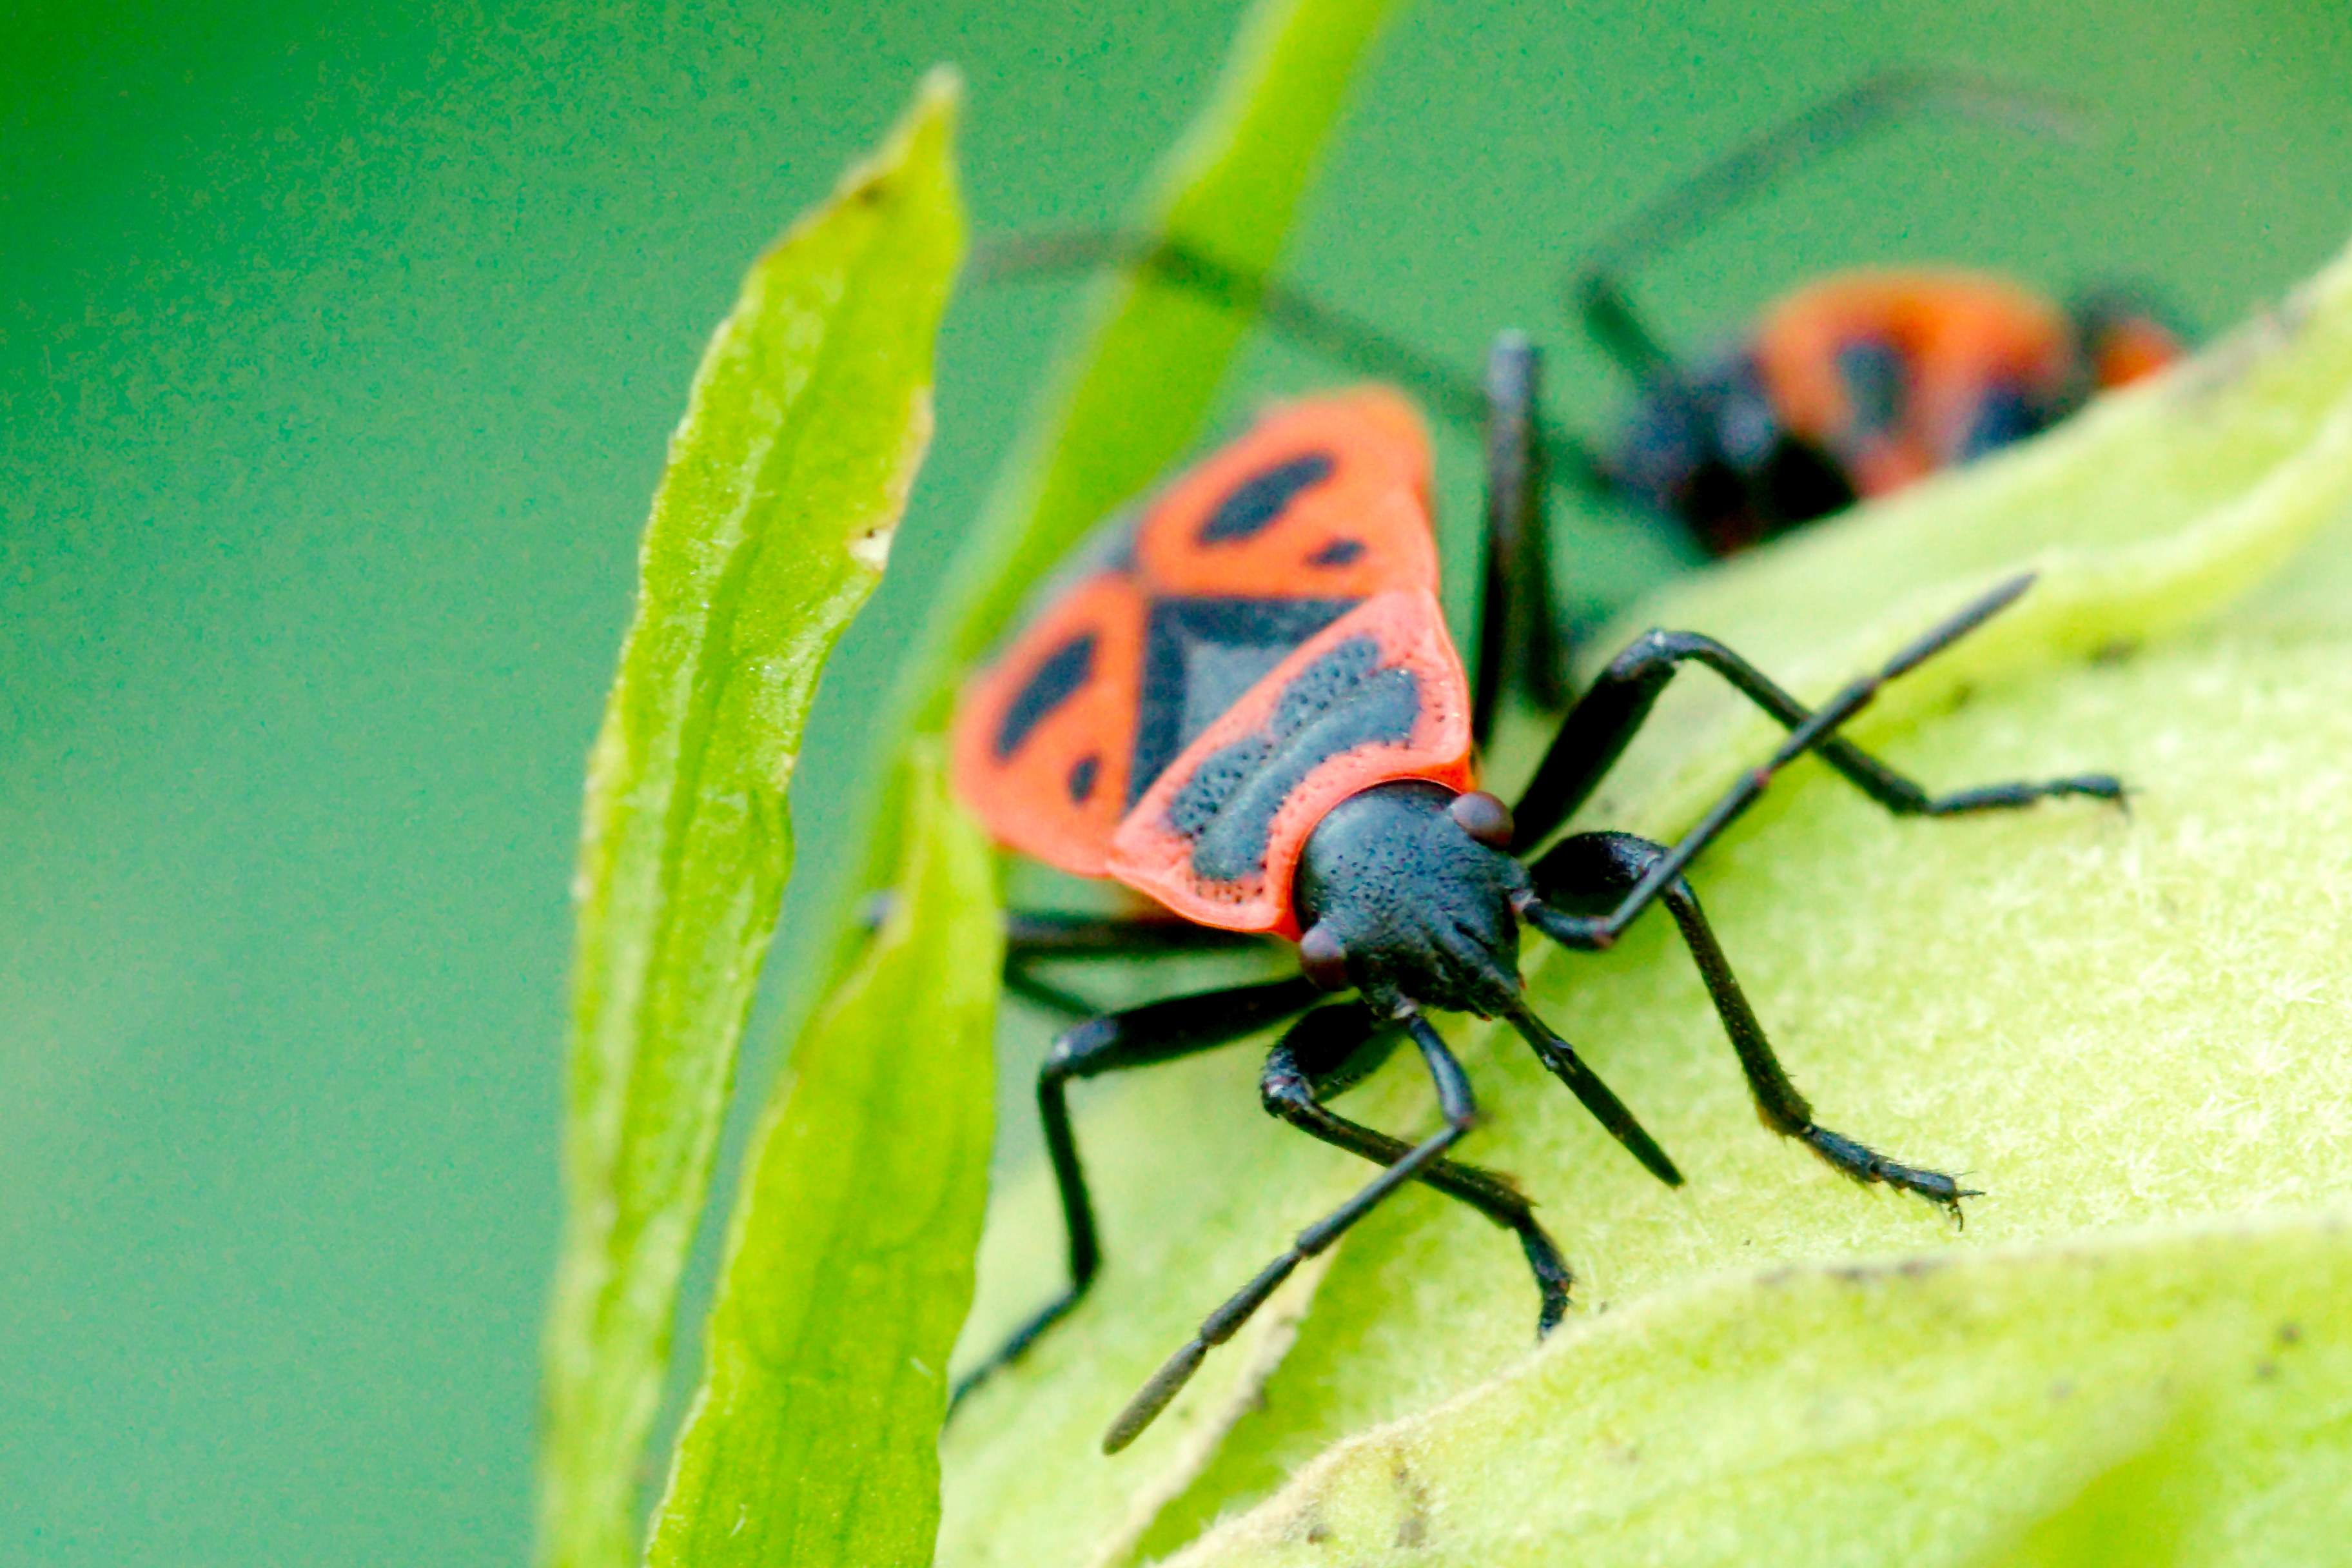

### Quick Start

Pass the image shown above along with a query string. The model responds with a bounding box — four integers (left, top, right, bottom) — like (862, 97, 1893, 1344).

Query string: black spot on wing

(1129, 596, 1359, 806)
(1960, 382, 2047, 458)
(1164, 636, 1422, 883)
(995, 632, 1095, 761)
(1834, 339, 1905, 437)
(1066, 754, 1101, 804)
(1308, 537, 1364, 567)
(1197, 451, 1337, 544)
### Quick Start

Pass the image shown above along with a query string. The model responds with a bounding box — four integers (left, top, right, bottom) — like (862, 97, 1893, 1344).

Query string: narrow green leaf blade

(646, 748, 1001, 1568)
(540, 73, 964, 1568)
(916, 0, 1407, 718)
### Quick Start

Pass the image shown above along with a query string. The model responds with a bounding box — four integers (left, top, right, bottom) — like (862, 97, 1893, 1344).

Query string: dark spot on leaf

(1392, 1459, 1431, 1548)
(2093, 638, 2143, 666)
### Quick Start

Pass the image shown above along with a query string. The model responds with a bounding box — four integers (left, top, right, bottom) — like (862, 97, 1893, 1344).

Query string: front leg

(1531, 830, 1975, 1219)
(1514, 577, 2122, 958)
(1263, 1002, 1573, 1334)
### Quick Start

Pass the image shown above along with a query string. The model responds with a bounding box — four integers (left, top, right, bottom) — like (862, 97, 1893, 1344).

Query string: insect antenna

(1501, 1001, 1682, 1187)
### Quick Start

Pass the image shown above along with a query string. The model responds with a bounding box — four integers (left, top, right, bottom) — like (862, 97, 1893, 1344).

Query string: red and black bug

(1571, 68, 2184, 554)
(981, 68, 2185, 568)
(947, 334, 2123, 1453)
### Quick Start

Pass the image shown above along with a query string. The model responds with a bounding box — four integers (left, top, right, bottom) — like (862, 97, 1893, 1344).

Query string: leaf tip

(916, 61, 966, 117)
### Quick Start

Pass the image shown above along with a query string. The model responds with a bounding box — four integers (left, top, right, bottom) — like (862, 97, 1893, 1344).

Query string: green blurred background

(5, 0, 2347, 1561)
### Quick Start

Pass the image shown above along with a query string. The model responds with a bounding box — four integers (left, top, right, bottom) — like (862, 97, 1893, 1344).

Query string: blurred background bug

(984, 68, 2186, 573)
(945, 325, 2125, 1450)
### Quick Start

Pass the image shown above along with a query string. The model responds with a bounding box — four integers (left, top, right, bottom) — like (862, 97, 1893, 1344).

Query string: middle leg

(1473, 332, 1569, 745)
(1003, 910, 1273, 1018)
(953, 974, 1326, 1408)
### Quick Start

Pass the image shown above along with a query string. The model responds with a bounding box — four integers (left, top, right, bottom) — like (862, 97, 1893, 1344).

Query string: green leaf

(941, 237, 2352, 1565)
(909, 0, 1407, 727)
(538, 72, 963, 1568)
(645, 747, 1001, 1568)
(1171, 1215, 2352, 1567)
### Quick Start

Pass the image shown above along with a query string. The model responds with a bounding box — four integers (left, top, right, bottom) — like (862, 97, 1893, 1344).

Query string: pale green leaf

(1175, 1215, 2352, 1567)
(645, 747, 1000, 1568)
(943, 236, 2352, 1565)
(538, 73, 963, 1568)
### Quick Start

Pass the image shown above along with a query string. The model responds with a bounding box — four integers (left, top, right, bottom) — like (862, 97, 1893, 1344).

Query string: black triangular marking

(1128, 596, 1358, 807)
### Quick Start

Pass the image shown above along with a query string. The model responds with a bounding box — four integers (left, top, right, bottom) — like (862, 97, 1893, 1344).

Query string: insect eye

(1447, 790, 1515, 850)
(1297, 923, 1351, 991)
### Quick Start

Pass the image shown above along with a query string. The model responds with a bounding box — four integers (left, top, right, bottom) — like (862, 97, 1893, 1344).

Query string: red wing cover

(952, 387, 1471, 929)
(1110, 589, 1473, 935)
(950, 571, 1148, 877)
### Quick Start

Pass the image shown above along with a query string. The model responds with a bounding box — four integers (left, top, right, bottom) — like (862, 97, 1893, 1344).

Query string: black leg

(1001, 968, 1106, 1021)
(1005, 910, 1273, 958)
(972, 229, 1616, 501)
(1473, 333, 1569, 747)
(1533, 830, 1974, 1217)
(1518, 580, 2122, 955)
(1003, 910, 1275, 1019)
(1102, 1012, 1479, 1452)
(1260, 1002, 1573, 1334)
(874, 901, 1268, 960)
(1512, 573, 2124, 852)
(951, 975, 1324, 1408)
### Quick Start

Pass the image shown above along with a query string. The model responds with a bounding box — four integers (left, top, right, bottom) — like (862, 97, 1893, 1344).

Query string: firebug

(946, 334, 2124, 1452)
